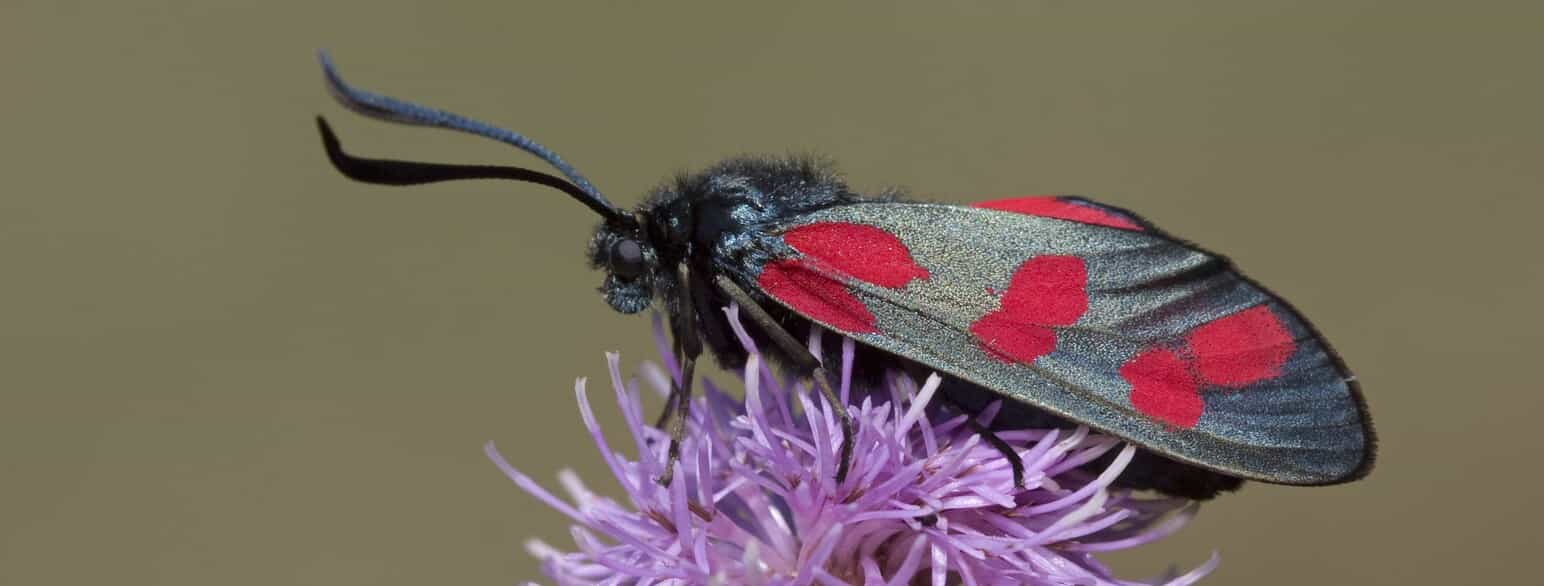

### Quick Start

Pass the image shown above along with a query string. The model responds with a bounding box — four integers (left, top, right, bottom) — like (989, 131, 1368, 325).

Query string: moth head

(588, 218, 658, 314)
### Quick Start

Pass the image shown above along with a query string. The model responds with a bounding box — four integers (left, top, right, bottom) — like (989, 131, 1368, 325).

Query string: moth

(315, 53, 1375, 499)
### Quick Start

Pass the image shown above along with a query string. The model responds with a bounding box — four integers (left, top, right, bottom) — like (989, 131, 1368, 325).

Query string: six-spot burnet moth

(314, 52, 1374, 500)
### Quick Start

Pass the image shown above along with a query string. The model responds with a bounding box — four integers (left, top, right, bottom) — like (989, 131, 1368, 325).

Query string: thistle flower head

(487, 306, 1217, 585)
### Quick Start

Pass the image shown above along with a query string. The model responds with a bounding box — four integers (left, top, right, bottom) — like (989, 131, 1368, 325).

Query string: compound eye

(609, 238, 646, 279)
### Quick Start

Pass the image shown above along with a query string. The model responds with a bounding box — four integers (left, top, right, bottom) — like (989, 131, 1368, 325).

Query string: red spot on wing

(974, 196, 1144, 231)
(782, 222, 929, 288)
(998, 255, 1089, 327)
(757, 259, 878, 334)
(1123, 347, 1203, 428)
(969, 255, 1088, 363)
(1186, 305, 1295, 388)
(970, 314, 1057, 364)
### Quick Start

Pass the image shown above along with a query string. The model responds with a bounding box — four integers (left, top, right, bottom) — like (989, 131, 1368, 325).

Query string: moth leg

(937, 391, 1026, 488)
(714, 276, 855, 483)
(658, 352, 697, 486)
(659, 267, 704, 487)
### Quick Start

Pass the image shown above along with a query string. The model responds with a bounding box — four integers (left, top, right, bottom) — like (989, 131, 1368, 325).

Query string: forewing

(751, 196, 1372, 485)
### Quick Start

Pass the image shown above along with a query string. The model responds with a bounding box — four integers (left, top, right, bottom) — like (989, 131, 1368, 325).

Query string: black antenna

(315, 116, 607, 206)
(317, 51, 626, 222)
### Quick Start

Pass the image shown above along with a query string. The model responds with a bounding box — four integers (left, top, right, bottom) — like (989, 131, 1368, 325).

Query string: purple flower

(487, 305, 1218, 585)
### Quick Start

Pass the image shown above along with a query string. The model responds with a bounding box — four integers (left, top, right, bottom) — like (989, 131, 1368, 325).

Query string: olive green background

(4, 1, 1538, 584)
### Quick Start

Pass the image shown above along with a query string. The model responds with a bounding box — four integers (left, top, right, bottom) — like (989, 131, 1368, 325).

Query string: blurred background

(4, 1, 1539, 584)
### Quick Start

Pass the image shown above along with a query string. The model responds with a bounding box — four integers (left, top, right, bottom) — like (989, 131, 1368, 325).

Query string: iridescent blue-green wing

(747, 197, 1373, 485)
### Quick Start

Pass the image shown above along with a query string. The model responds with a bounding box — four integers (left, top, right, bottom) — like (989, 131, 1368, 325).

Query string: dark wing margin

(748, 200, 1373, 485)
